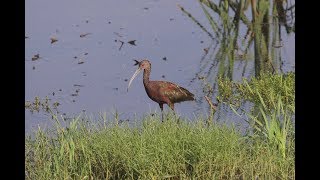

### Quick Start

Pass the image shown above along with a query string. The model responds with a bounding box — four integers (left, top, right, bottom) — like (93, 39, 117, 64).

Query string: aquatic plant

(218, 72, 295, 158)
(179, 0, 295, 78)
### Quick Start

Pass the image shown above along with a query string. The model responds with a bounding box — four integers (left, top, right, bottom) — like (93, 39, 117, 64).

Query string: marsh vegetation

(25, 0, 295, 178)
(25, 72, 295, 179)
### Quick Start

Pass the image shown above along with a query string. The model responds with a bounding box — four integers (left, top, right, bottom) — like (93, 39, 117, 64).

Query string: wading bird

(127, 59, 195, 121)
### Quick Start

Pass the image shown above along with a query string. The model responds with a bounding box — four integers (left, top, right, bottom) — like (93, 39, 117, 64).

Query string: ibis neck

(143, 69, 150, 86)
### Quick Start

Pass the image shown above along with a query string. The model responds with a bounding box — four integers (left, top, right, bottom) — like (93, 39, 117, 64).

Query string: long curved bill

(127, 68, 142, 92)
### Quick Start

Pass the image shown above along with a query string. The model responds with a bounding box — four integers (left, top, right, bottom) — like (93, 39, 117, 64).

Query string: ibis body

(127, 60, 194, 120)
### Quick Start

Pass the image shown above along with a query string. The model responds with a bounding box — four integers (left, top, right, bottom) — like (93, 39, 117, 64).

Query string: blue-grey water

(25, 0, 295, 134)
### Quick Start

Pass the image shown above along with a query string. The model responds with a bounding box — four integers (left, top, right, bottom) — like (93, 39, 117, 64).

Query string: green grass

(217, 72, 295, 111)
(219, 72, 295, 160)
(25, 113, 294, 179)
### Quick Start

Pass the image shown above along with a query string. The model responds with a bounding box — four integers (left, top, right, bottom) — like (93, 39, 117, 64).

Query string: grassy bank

(25, 115, 294, 179)
(25, 73, 295, 179)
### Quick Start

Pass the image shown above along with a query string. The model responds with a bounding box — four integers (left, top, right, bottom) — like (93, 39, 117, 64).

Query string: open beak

(127, 67, 142, 92)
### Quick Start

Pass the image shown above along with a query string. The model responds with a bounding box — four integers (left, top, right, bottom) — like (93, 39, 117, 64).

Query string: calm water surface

(25, 0, 295, 133)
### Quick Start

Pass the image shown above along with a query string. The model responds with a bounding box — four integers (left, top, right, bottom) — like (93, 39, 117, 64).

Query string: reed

(179, 0, 295, 78)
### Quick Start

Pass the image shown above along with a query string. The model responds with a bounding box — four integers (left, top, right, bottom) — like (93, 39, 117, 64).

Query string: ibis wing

(159, 82, 194, 103)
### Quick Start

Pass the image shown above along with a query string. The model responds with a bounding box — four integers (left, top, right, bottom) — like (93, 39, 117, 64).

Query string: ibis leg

(168, 102, 174, 111)
(159, 103, 164, 122)
(168, 102, 180, 123)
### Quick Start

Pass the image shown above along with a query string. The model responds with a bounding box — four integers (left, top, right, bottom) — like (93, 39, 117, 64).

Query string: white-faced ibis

(127, 59, 195, 121)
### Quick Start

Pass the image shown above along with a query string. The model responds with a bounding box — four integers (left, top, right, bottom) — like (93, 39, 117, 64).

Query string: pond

(25, 0, 295, 134)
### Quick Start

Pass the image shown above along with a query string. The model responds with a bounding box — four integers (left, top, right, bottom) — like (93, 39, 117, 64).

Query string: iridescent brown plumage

(127, 59, 195, 121)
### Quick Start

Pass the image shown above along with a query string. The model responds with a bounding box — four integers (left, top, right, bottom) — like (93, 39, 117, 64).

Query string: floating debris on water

(169, 18, 174, 21)
(84, 52, 88, 55)
(74, 84, 84, 87)
(113, 87, 119, 91)
(32, 54, 40, 61)
(74, 56, 78, 59)
(162, 57, 167, 61)
(200, 40, 204, 43)
(133, 59, 139, 66)
(118, 40, 125, 50)
(128, 40, 136, 46)
(78, 59, 84, 64)
(204, 48, 209, 54)
(124, 79, 128, 82)
(80, 33, 91, 38)
(162, 75, 165, 78)
(25, 36, 29, 39)
(143, 7, 149, 10)
(71, 93, 78, 96)
(114, 32, 123, 37)
(32, 66, 35, 70)
(50, 37, 58, 44)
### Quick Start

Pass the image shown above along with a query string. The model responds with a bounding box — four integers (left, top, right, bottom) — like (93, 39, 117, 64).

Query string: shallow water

(25, 0, 295, 134)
